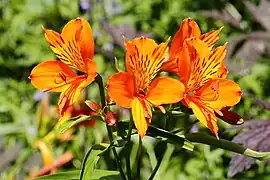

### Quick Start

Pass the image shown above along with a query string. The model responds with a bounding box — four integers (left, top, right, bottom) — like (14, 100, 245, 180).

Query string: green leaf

(34, 170, 121, 180)
(0, 123, 24, 135)
(58, 115, 102, 133)
(80, 143, 111, 180)
(114, 57, 124, 72)
(148, 125, 194, 151)
(34, 170, 80, 180)
(92, 169, 121, 180)
(183, 133, 270, 160)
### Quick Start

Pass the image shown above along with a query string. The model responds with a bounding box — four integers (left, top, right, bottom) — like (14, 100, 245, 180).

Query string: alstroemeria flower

(161, 18, 224, 76)
(29, 17, 96, 117)
(107, 37, 185, 138)
(177, 38, 242, 137)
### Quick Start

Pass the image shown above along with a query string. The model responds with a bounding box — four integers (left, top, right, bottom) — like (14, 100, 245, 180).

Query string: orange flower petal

(107, 72, 135, 108)
(131, 98, 149, 138)
(79, 60, 97, 88)
(29, 60, 77, 92)
(176, 41, 191, 84)
(170, 18, 201, 60)
(57, 65, 96, 116)
(146, 77, 185, 106)
(185, 37, 210, 61)
(199, 27, 223, 48)
(125, 36, 169, 90)
(206, 79, 242, 109)
(162, 18, 200, 74)
(186, 40, 227, 90)
(61, 17, 94, 63)
(188, 99, 219, 137)
(218, 61, 228, 78)
(58, 79, 84, 116)
(43, 27, 85, 72)
(196, 79, 220, 101)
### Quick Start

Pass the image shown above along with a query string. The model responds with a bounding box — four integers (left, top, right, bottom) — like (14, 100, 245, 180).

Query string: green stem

(125, 115, 133, 180)
(136, 136, 142, 179)
(95, 74, 127, 180)
(148, 155, 162, 180)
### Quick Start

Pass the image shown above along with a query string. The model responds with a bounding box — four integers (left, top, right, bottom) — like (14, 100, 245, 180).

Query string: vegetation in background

(0, 0, 269, 179)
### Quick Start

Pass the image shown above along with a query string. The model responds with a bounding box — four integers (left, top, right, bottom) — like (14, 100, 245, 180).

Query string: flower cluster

(30, 17, 242, 139)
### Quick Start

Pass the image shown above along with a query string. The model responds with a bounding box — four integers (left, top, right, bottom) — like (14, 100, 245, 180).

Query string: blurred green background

(0, 0, 269, 179)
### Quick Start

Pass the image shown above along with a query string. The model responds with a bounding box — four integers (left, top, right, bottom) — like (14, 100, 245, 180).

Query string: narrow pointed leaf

(80, 143, 111, 180)
(183, 133, 270, 160)
(58, 115, 102, 133)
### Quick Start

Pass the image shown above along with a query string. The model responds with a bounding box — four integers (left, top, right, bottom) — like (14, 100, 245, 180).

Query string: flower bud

(85, 100, 102, 113)
(215, 108, 244, 125)
(106, 111, 118, 126)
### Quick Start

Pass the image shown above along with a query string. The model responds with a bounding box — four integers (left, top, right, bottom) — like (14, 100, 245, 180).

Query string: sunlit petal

(61, 17, 94, 64)
(125, 36, 169, 90)
(43, 27, 85, 72)
(206, 79, 242, 109)
(132, 98, 149, 138)
(107, 72, 135, 108)
(199, 27, 223, 48)
(218, 61, 228, 78)
(186, 40, 227, 90)
(162, 18, 200, 73)
(170, 18, 201, 60)
(146, 77, 185, 106)
(58, 79, 85, 116)
(29, 60, 77, 92)
(188, 99, 219, 137)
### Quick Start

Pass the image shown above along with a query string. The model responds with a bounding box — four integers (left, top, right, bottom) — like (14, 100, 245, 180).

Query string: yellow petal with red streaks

(43, 27, 85, 72)
(199, 27, 223, 48)
(218, 61, 228, 78)
(125, 37, 169, 89)
(57, 70, 95, 117)
(29, 60, 77, 92)
(107, 72, 135, 108)
(206, 79, 242, 109)
(79, 60, 97, 88)
(186, 40, 227, 90)
(196, 79, 220, 102)
(132, 98, 149, 138)
(61, 17, 94, 63)
(185, 37, 210, 61)
(58, 79, 85, 116)
(146, 77, 185, 106)
(189, 99, 219, 137)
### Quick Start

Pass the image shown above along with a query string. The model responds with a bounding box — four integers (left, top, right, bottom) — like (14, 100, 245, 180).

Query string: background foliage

(0, 0, 269, 179)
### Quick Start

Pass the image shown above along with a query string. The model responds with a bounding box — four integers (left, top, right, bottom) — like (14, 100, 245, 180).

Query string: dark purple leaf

(224, 32, 270, 74)
(244, 0, 270, 31)
(201, 8, 242, 30)
(253, 99, 270, 110)
(103, 22, 153, 49)
(227, 120, 270, 177)
(228, 154, 255, 178)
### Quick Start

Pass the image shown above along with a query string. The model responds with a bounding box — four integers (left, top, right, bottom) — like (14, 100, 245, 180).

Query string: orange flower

(162, 18, 224, 76)
(107, 37, 185, 138)
(176, 38, 242, 137)
(29, 17, 96, 117)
